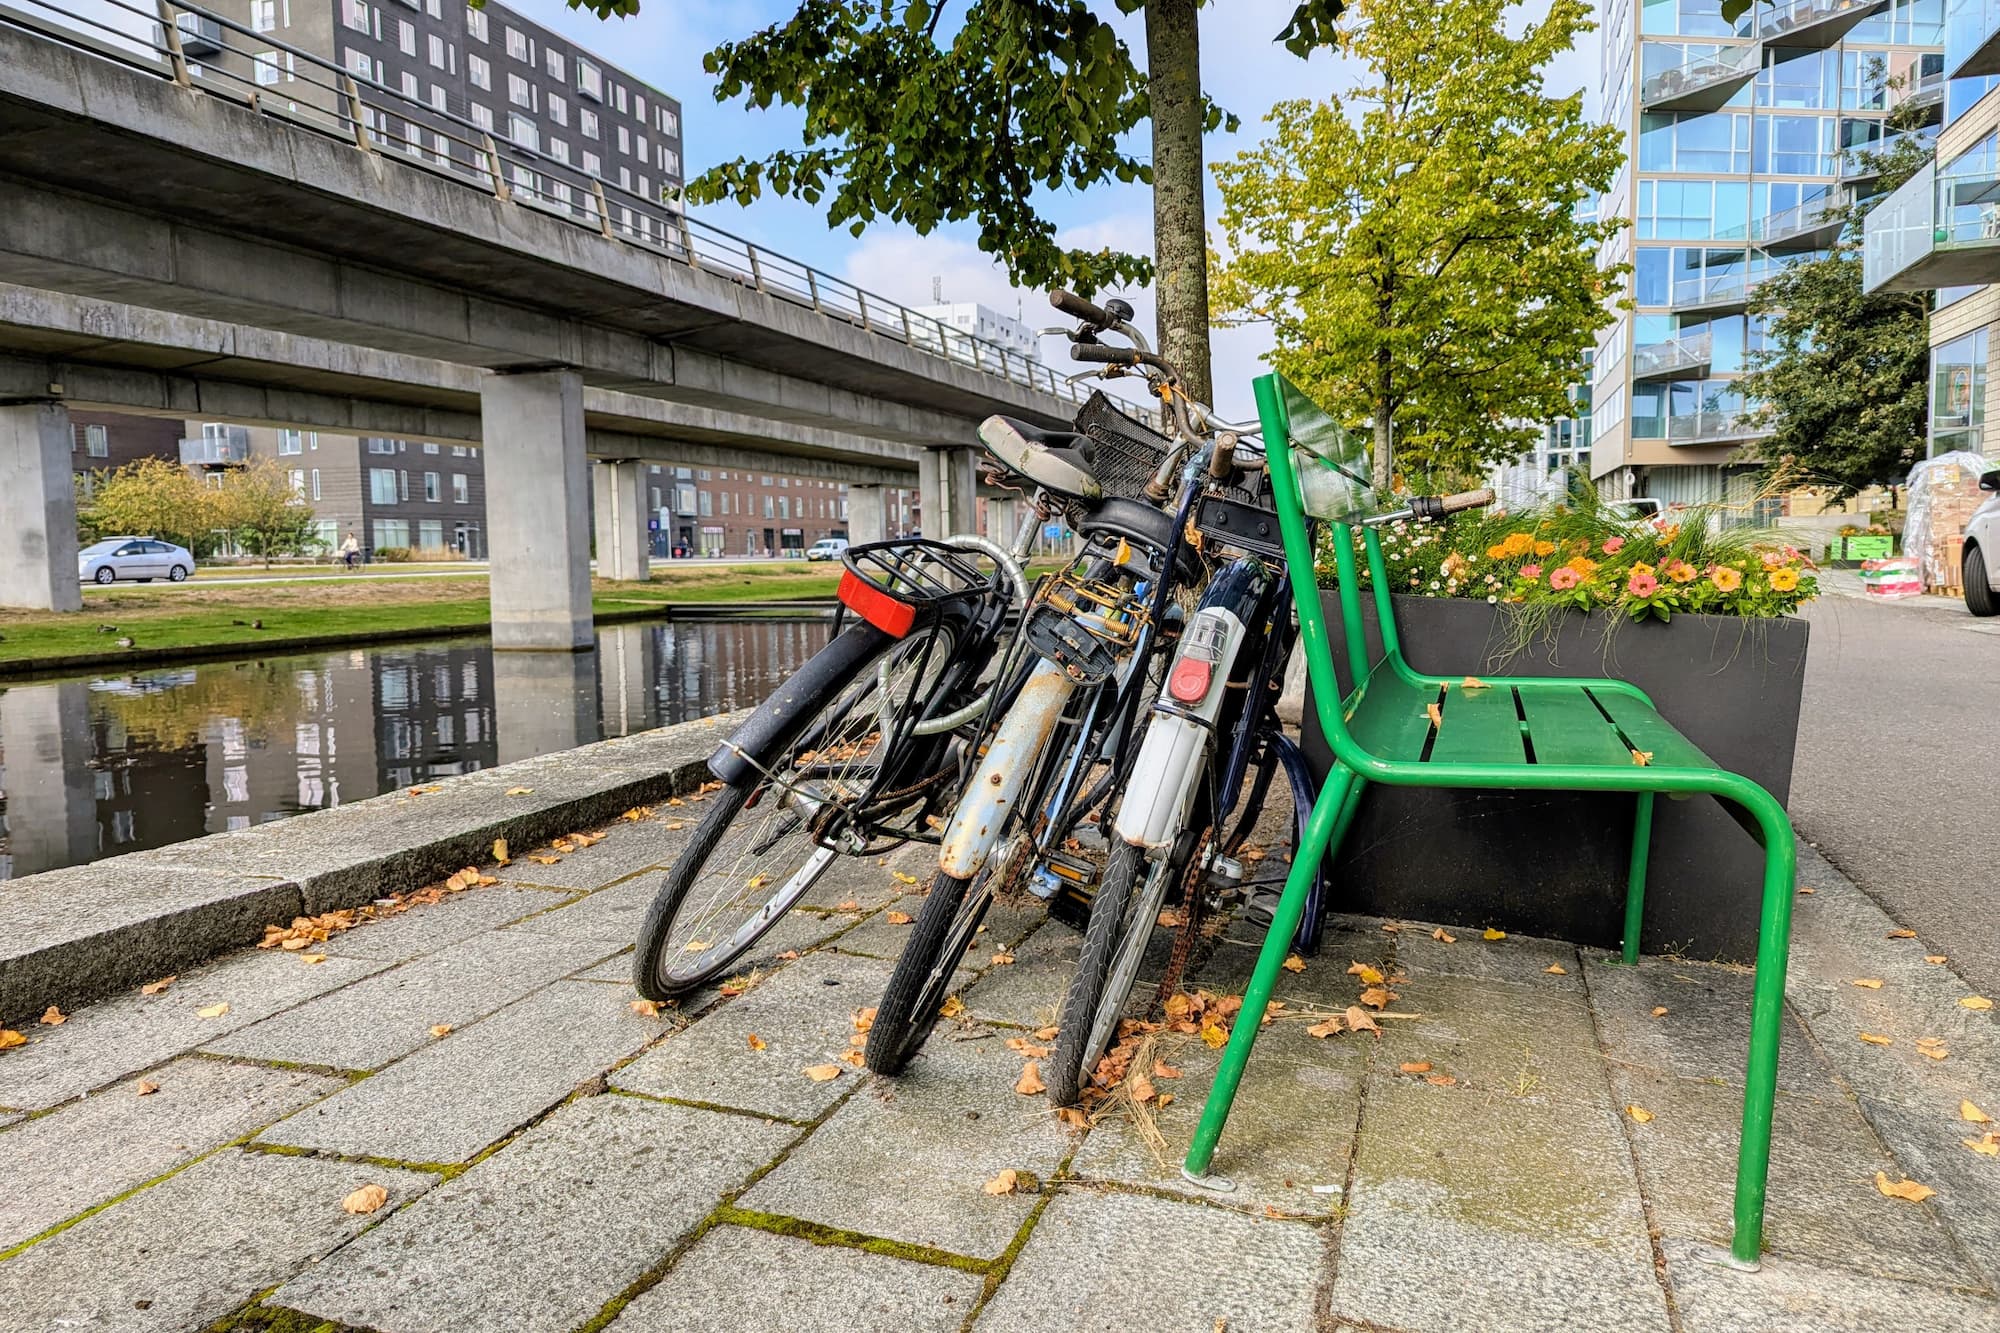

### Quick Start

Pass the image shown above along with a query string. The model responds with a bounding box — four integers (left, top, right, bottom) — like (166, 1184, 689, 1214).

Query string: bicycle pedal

(1047, 882, 1094, 930)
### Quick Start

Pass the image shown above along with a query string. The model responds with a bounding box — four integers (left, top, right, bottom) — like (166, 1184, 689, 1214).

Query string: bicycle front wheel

(863, 869, 991, 1073)
(633, 624, 957, 1000)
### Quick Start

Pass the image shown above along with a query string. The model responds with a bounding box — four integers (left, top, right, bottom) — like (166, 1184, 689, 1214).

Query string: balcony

(1667, 410, 1771, 446)
(179, 428, 250, 467)
(1839, 126, 1938, 184)
(1947, 0, 2000, 80)
(173, 11, 221, 55)
(1864, 151, 2000, 292)
(1757, 0, 1889, 49)
(1903, 67, 1946, 121)
(1632, 330, 1714, 381)
(1760, 191, 1848, 251)
(1670, 269, 1758, 315)
(1640, 43, 1761, 113)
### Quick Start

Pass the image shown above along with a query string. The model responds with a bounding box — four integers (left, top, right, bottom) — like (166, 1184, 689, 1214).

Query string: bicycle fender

(707, 621, 895, 786)
(938, 657, 1077, 880)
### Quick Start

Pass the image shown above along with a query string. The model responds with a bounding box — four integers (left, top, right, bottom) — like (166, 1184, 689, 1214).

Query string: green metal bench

(1181, 372, 1799, 1270)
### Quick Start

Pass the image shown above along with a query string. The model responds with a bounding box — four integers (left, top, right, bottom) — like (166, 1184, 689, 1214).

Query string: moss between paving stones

(710, 1204, 992, 1273)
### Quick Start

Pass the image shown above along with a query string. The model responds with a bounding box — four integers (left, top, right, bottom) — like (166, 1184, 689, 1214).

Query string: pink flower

(1602, 536, 1626, 555)
(1550, 567, 1581, 590)
(1519, 564, 1542, 580)
(1627, 572, 1659, 597)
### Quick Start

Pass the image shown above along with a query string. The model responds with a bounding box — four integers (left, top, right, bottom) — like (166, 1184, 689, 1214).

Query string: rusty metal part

(1152, 825, 1214, 1011)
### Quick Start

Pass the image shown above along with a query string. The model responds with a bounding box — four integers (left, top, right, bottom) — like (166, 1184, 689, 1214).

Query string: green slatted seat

(1181, 371, 1801, 1274)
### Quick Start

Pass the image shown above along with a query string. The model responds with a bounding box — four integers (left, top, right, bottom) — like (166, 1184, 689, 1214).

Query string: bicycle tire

(632, 624, 958, 1001)
(1047, 837, 1145, 1106)
(863, 869, 989, 1073)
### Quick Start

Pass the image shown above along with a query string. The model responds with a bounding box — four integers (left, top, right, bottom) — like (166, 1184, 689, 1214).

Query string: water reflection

(0, 617, 831, 880)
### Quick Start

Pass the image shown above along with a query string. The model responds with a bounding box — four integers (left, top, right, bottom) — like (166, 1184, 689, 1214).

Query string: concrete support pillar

(0, 680, 97, 876)
(597, 621, 656, 737)
(846, 484, 887, 546)
(493, 649, 602, 765)
(984, 496, 1018, 546)
(592, 459, 650, 583)
(918, 446, 978, 539)
(481, 369, 591, 651)
(0, 400, 81, 612)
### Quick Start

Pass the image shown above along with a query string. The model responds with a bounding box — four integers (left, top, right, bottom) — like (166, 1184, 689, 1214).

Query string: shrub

(372, 546, 414, 563)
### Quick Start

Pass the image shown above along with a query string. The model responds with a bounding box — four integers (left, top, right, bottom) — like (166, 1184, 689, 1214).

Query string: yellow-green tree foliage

(81, 457, 220, 554)
(1212, 0, 1625, 493)
(217, 457, 321, 564)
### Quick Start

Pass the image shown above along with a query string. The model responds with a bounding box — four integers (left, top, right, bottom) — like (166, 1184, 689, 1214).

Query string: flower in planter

(1710, 566, 1744, 593)
(1664, 559, 1699, 584)
(1627, 570, 1660, 598)
(1520, 564, 1542, 580)
(1602, 536, 1626, 555)
(1550, 567, 1581, 591)
(1769, 567, 1800, 592)
(1533, 539, 1556, 557)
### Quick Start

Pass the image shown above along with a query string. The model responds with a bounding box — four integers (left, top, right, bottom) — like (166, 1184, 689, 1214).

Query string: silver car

(78, 537, 195, 585)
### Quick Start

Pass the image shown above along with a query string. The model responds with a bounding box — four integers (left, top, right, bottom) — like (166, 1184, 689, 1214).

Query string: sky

(507, 0, 1603, 420)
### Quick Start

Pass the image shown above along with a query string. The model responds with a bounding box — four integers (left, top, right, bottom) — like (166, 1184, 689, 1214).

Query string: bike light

(836, 570, 917, 637)
(1167, 613, 1230, 704)
(1168, 657, 1212, 703)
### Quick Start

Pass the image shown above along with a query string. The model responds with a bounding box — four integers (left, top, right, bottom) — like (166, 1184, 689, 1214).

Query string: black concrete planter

(1300, 593, 1810, 963)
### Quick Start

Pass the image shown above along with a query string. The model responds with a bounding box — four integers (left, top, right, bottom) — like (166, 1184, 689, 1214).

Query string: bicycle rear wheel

(633, 623, 958, 1000)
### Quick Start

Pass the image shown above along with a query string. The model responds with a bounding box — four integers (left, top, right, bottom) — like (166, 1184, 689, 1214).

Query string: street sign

(648, 518, 661, 531)
(1044, 523, 1064, 541)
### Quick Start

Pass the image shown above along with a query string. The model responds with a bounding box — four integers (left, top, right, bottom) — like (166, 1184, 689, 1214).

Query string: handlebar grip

(1050, 288, 1116, 328)
(1069, 342, 1142, 366)
(1438, 488, 1496, 515)
(1209, 431, 1239, 481)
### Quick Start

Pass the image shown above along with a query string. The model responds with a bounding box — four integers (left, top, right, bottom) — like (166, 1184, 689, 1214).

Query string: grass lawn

(0, 563, 841, 672)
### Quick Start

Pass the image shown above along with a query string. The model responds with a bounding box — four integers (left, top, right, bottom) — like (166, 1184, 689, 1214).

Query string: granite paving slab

(206, 929, 616, 1071)
(0, 1148, 434, 1333)
(275, 1095, 793, 1333)
(1328, 1074, 1670, 1332)
(612, 949, 892, 1120)
(493, 818, 690, 893)
(1854, 1093, 2000, 1291)
(1606, 1063, 1975, 1287)
(826, 894, 932, 960)
(1374, 970, 1605, 1108)
(1661, 1237, 2000, 1333)
(973, 1188, 1324, 1332)
(258, 980, 671, 1163)
(800, 852, 922, 911)
(1386, 919, 1588, 997)
(607, 1223, 983, 1332)
(326, 884, 577, 962)
(0, 947, 387, 1111)
(1587, 954, 1839, 1097)
(501, 876, 664, 945)
(0, 1055, 343, 1251)
(738, 1034, 1073, 1260)
(960, 920, 1084, 1030)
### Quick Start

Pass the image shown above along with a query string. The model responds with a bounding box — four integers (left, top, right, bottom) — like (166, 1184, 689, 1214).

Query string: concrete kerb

(0, 710, 745, 1029)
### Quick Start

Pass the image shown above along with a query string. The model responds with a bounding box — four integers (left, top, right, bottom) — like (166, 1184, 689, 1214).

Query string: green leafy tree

(80, 457, 221, 555)
(216, 458, 321, 565)
(1209, 0, 1623, 493)
(676, 0, 1346, 407)
(1735, 99, 1934, 503)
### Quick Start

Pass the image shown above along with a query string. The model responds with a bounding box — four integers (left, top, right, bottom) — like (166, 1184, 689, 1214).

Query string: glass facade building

(1595, 0, 1945, 502)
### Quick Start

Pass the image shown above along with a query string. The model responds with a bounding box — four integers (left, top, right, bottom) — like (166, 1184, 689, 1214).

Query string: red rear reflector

(837, 569, 917, 638)
(1168, 657, 1212, 704)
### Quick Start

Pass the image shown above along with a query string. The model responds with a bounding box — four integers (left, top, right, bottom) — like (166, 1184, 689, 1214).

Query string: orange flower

(1486, 543, 1510, 560)
(1709, 566, 1743, 593)
(1533, 539, 1557, 557)
(1665, 559, 1699, 584)
(1628, 561, 1656, 580)
(1769, 567, 1800, 592)
(1564, 556, 1598, 577)
(1503, 532, 1535, 558)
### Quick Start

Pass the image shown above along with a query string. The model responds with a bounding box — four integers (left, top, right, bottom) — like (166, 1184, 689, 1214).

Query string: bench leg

(1729, 817, 1800, 1268)
(1183, 763, 1355, 1188)
(1622, 792, 1655, 965)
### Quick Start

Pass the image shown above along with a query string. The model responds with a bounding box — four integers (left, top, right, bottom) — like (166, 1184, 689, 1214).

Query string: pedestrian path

(2, 799, 1997, 1332)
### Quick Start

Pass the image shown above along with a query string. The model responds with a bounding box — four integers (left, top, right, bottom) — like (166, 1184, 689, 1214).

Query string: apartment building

(645, 466, 862, 558)
(1863, 2, 2000, 459)
(912, 302, 1041, 363)
(178, 0, 682, 240)
(1592, 0, 1944, 507)
(184, 423, 490, 556)
(66, 410, 184, 491)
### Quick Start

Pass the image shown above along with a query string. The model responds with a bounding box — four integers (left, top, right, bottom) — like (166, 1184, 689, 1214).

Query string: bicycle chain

(1152, 824, 1214, 1011)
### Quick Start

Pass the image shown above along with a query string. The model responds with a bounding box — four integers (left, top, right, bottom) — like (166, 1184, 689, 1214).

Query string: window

(345, 47, 372, 78)
(656, 105, 677, 136)
(341, 0, 369, 32)
(430, 82, 446, 109)
(419, 519, 444, 548)
(763, 495, 775, 518)
(400, 70, 418, 98)
(369, 468, 398, 503)
(549, 137, 569, 164)
(278, 429, 303, 455)
(1638, 112, 1750, 174)
(310, 469, 321, 500)
(250, 0, 276, 30)
(423, 471, 441, 502)
(580, 108, 598, 139)
(1753, 113, 1838, 175)
(452, 473, 469, 503)
(575, 57, 602, 100)
(634, 94, 646, 121)
(426, 0, 438, 14)
(548, 93, 567, 125)
(83, 423, 109, 457)
(373, 519, 410, 549)
(368, 437, 397, 454)
(508, 72, 531, 107)
(468, 53, 490, 90)
(505, 26, 528, 59)
(546, 49, 565, 81)
(398, 470, 410, 502)
(613, 83, 627, 113)
(397, 19, 415, 54)
(253, 49, 282, 86)
(470, 102, 492, 130)
(1931, 329, 1989, 456)
(427, 33, 444, 67)
(618, 166, 631, 191)
(582, 151, 600, 176)
(617, 125, 630, 155)
(508, 113, 537, 151)
(464, 3, 485, 40)
(660, 147, 679, 177)
(289, 469, 306, 498)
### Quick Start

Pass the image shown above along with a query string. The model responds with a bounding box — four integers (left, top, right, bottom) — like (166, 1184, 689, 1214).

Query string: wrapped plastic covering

(1859, 556, 1922, 599)
(1903, 451, 1991, 590)
(1282, 378, 1374, 521)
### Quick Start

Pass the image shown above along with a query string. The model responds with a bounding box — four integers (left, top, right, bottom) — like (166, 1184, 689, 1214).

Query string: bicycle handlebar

(1049, 288, 1116, 328)
(1361, 488, 1496, 527)
(1069, 342, 1176, 373)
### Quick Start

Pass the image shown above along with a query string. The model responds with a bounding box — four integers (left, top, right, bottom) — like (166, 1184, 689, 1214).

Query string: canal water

(0, 617, 831, 881)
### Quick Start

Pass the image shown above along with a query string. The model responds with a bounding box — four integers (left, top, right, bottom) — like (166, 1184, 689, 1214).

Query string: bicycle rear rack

(838, 539, 997, 637)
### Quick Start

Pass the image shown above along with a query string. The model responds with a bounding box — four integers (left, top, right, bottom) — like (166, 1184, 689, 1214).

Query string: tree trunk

(1372, 323, 1394, 496)
(1145, 0, 1213, 407)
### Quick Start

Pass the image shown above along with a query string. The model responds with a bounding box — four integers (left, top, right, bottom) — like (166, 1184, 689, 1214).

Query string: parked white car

(805, 538, 851, 561)
(1963, 470, 2000, 617)
(78, 537, 194, 585)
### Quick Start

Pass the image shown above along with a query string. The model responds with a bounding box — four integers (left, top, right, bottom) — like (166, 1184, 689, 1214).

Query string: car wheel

(93, 567, 115, 585)
(169, 565, 188, 582)
(1966, 545, 1998, 617)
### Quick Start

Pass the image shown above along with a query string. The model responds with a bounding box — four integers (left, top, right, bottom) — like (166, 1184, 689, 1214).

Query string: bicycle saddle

(977, 415, 1102, 501)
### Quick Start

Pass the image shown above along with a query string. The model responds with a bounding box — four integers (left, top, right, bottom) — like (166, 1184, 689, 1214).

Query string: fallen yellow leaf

(1056, 1106, 1089, 1129)
(1006, 1038, 1050, 1058)
(1400, 1061, 1432, 1074)
(802, 1064, 843, 1082)
(1545, 964, 1568, 975)
(1347, 962, 1383, 984)
(1282, 954, 1306, 974)
(1626, 1105, 1654, 1124)
(135, 1080, 159, 1096)
(1962, 1100, 1993, 1125)
(1358, 985, 1397, 1009)
(1426, 702, 1444, 728)
(0, 1030, 25, 1051)
(1202, 1022, 1231, 1048)
(299, 953, 327, 965)
(629, 1000, 661, 1018)
(990, 952, 1016, 966)
(1034, 1026, 1059, 1042)
(1305, 1017, 1343, 1039)
(1851, 979, 1884, 989)
(506, 787, 534, 796)
(1927, 955, 1948, 965)
(1153, 1060, 1182, 1080)
(1432, 928, 1456, 943)
(939, 995, 966, 1018)
(528, 855, 561, 866)
(1483, 928, 1507, 941)
(885, 911, 914, 925)
(1631, 750, 1654, 766)
(141, 976, 176, 996)
(1651, 1006, 1669, 1017)
(1461, 676, 1489, 690)
(1921, 1045, 1950, 1061)
(835, 900, 860, 912)
(746, 1033, 766, 1051)
(38, 1005, 67, 1027)
(1887, 929, 1917, 939)
(1962, 996, 1994, 1011)
(281, 937, 310, 952)
(197, 1002, 230, 1019)
(983, 1169, 1019, 1196)
(493, 838, 509, 863)
(747, 874, 771, 891)
(1874, 1171, 1935, 1204)
(1858, 1032, 1893, 1046)
(1964, 1135, 2000, 1157)
(342, 1183, 389, 1215)
(1014, 1062, 1046, 1096)
(892, 871, 919, 885)
(1345, 1005, 1381, 1037)
(1426, 1073, 1458, 1087)
(1157, 909, 1186, 929)
(1797, 886, 1815, 895)
(836, 1049, 864, 1067)
(429, 1024, 453, 1038)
